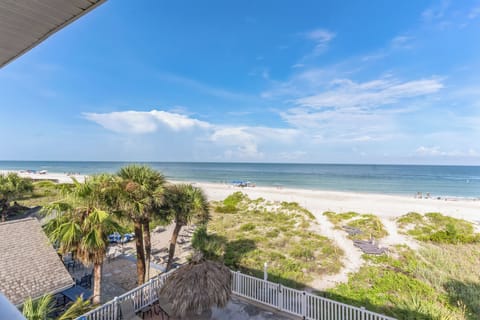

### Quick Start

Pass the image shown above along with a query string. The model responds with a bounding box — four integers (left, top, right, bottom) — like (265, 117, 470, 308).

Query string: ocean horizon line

(0, 160, 479, 167)
(1, 161, 479, 198)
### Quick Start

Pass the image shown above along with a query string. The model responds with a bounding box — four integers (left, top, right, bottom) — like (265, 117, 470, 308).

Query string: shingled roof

(0, 218, 74, 306)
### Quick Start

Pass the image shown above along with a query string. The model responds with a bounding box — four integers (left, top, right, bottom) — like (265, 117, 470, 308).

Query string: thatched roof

(160, 254, 231, 317)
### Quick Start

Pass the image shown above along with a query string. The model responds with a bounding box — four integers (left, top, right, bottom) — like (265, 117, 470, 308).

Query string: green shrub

(191, 226, 225, 259)
(323, 211, 360, 226)
(289, 246, 315, 261)
(347, 214, 388, 240)
(398, 212, 480, 244)
(324, 211, 388, 240)
(328, 245, 475, 319)
(215, 192, 248, 213)
(239, 222, 256, 231)
(265, 229, 280, 238)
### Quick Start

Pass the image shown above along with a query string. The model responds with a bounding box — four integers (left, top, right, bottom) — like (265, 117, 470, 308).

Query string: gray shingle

(0, 218, 74, 305)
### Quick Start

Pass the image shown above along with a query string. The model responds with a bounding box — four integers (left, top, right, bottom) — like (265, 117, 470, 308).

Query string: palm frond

(58, 297, 92, 320)
(22, 294, 54, 320)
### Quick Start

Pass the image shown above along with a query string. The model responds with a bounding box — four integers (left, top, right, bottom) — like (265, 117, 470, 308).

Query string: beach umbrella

(159, 253, 231, 318)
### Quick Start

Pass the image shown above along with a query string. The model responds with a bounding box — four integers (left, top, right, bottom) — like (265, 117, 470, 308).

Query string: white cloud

(416, 146, 479, 157)
(391, 36, 414, 49)
(416, 146, 442, 156)
(157, 72, 250, 101)
(468, 6, 480, 19)
(304, 28, 336, 55)
(84, 109, 300, 161)
(296, 77, 443, 110)
(306, 29, 336, 43)
(422, 0, 450, 22)
(83, 110, 210, 134)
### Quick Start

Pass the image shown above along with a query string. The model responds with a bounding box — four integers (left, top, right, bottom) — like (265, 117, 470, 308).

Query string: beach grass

(16, 181, 63, 208)
(328, 243, 480, 319)
(193, 192, 344, 288)
(397, 212, 480, 244)
(323, 211, 388, 240)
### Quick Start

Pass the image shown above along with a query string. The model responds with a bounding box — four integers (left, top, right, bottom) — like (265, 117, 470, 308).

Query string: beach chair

(119, 299, 142, 320)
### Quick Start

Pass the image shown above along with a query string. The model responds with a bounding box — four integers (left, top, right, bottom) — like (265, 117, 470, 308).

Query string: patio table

(62, 285, 93, 302)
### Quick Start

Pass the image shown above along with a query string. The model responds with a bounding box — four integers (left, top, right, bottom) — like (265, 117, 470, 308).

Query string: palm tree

(116, 165, 165, 284)
(160, 184, 210, 271)
(43, 175, 121, 304)
(0, 172, 33, 222)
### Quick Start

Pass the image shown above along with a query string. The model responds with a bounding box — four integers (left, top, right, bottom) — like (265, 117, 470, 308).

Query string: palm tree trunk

(0, 199, 8, 222)
(92, 262, 102, 304)
(143, 221, 151, 280)
(134, 220, 146, 284)
(166, 223, 182, 271)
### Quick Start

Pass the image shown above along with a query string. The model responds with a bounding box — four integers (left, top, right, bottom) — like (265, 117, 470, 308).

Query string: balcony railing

(77, 270, 396, 320)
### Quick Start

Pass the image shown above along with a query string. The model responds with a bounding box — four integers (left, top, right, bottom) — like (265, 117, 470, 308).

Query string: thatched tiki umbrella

(160, 253, 231, 318)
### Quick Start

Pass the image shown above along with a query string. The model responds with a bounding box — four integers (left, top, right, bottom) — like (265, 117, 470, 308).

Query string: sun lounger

(342, 226, 363, 236)
(353, 239, 388, 255)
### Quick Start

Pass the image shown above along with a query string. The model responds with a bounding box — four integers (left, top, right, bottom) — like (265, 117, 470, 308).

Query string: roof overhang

(0, 0, 107, 68)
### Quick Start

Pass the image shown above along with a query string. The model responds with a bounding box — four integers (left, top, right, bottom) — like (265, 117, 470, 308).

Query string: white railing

(231, 271, 397, 320)
(78, 269, 396, 320)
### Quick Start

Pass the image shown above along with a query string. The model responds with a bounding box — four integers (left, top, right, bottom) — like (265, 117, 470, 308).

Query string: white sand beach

(0, 170, 86, 184)
(191, 181, 480, 222)
(3, 169, 478, 222)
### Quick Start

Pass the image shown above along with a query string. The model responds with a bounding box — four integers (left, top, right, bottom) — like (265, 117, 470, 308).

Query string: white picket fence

(231, 271, 396, 320)
(77, 270, 396, 320)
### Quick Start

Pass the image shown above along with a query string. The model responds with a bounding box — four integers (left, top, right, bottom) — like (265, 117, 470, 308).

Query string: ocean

(0, 161, 479, 198)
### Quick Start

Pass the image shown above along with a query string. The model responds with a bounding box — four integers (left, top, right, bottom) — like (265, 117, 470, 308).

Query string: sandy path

(380, 217, 419, 250)
(308, 212, 363, 290)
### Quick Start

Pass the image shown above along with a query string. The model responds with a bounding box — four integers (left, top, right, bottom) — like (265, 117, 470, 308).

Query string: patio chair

(119, 299, 142, 320)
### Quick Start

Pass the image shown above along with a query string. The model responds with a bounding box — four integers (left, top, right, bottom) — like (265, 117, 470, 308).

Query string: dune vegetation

(327, 214, 480, 319)
(397, 212, 480, 244)
(323, 211, 388, 240)
(193, 192, 344, 288)
(16, 180, 63, 208)
(327, 242, 480, 320)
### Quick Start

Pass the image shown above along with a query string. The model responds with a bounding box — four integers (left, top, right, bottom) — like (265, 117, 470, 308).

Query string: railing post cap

(361, 306, 365, 310)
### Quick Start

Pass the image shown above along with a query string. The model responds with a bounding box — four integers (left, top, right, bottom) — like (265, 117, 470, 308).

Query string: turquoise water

(0, 161, 479, 198)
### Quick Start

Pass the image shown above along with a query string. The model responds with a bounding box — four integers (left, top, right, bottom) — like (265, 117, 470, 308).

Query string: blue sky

(1, 0, 480, 164)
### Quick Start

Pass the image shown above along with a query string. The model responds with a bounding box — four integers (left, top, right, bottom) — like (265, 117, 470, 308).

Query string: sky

(1, 0, 480, 164)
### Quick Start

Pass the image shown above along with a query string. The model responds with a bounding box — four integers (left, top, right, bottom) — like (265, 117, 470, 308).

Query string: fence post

(235, 271, 240, 294)
(361, 306, 366, 320)
(302, 291, 307, 319)
(113, 296, 118, 320)
(149, 278, 154, 305)
(278, 284, 283, 311)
